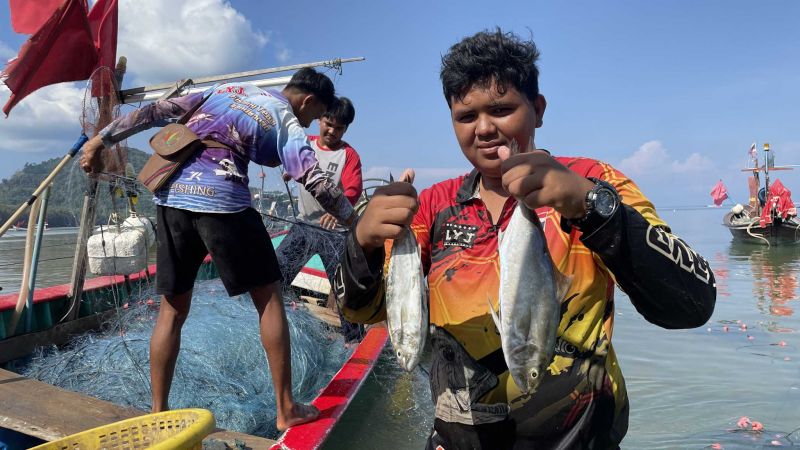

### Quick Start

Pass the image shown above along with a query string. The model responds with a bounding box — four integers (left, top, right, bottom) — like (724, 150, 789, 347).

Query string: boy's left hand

(498, 147, 595, 219)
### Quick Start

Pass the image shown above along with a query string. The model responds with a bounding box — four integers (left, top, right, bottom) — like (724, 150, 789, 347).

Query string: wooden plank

(291, 270, 331, 296)
(0, 310, 115, 364)
(301, 302, 341, 329)
(0, 367, 142, 442)
(0, 368, 276, 448)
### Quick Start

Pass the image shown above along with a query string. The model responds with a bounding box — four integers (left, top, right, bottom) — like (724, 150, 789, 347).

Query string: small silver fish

(490, 140, 569, 394)
(386, 227, 429, 371)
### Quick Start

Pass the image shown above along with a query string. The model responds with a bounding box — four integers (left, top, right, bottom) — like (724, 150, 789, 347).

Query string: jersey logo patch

(443, 222, 478, 248)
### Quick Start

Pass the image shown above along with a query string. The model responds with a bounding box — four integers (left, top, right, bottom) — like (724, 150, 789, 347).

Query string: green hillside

(0, 147, 156, 227)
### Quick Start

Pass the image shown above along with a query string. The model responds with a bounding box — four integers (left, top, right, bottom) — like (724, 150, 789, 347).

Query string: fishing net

(263, 174, 391, 287)
(13, 279, 351, 439)
(3, 65, 361, 438)
(275, 225, 345, 290)
(81, 65, 127, 176)
(253, 165, 299, 233)
(256, 167, 343, 294)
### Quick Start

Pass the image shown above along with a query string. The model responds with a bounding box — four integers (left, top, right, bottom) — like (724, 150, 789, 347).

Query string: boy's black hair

(322, 96, 356, 126)
(285, 67, 336, 109)
(440, 28, 540, 107)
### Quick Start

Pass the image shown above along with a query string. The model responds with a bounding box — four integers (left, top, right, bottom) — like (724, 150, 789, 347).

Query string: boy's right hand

(355, 169, 418, 252)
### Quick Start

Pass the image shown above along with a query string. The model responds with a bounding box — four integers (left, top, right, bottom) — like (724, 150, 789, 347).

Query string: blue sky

(1, 1, 799, 207)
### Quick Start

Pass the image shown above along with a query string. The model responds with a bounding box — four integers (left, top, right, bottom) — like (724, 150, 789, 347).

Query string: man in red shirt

(275, 97, 365, 341)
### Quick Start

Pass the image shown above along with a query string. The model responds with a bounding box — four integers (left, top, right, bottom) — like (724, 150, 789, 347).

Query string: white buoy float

(87, 212, 156, 276)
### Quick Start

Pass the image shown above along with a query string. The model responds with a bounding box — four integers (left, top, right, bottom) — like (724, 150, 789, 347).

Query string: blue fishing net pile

(17, 279, 351, 438)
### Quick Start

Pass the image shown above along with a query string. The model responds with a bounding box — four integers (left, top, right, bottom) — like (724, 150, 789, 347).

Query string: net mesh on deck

(15, 279, 351, 439)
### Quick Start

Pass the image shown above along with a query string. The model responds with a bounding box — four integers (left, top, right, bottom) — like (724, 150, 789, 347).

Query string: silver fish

(490, 140, 568, 394)
(386, 226, 429, 371)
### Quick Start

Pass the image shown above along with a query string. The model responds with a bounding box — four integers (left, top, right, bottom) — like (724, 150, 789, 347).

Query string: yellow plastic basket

(29, 408, 215, 450)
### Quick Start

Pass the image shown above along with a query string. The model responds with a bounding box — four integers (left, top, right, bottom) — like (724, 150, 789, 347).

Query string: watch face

(594, 188, 617, 217)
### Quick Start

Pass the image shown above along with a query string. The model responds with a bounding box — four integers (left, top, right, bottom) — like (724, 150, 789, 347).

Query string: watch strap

(564, 178, 619, 232)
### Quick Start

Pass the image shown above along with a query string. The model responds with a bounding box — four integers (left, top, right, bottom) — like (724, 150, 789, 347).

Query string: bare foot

(276, 403, 320, 432)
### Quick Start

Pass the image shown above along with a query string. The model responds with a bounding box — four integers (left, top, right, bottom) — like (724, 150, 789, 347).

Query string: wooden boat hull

(723, 212, 800, 246)
(0, 234, 387, 450)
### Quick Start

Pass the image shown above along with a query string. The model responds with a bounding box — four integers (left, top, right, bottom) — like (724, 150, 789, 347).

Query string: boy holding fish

(335, 29, 716, 449)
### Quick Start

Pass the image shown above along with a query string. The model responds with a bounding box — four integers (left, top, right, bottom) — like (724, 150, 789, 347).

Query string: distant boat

(8, 221, 48, 232)
(724, 209, 800, 246)
(722, 143, 800, 246)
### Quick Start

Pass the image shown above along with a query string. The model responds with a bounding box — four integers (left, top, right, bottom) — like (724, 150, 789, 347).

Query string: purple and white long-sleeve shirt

(98, 82, 353, 222)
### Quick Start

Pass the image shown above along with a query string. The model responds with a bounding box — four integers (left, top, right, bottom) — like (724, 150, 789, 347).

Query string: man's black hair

(322, 96, 355, 126)
(440, 28, 540, 107)
(285, 67, 336, 109)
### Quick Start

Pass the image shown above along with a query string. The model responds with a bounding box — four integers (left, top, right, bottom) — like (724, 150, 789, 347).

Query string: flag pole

(119, 57, 365, 104)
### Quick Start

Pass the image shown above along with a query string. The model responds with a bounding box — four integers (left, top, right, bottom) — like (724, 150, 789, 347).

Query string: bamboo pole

(24, 186, 51, 332)
(8, 196, 41, 335)
(125, 76, 291, 103)
(119, 57, 364, 103)
(65, 174, 99, 321)
(65, 57, 127, 321)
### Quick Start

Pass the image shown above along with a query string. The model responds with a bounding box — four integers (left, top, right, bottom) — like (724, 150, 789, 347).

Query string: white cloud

(671, 152, 713, 173)
(0, 83, 85, 153)
(618, 140, 713, 177)
(363, 166, 471, 190)
(118, 0, 268, 86)
(615, 140, 720, 205)
(0, 0, 268, 169)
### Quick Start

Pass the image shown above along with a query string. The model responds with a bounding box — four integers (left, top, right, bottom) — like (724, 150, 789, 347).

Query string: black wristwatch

(565, 178, 620, 232)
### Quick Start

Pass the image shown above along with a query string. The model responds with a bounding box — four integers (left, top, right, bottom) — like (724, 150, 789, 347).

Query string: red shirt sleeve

(342, 145, 363, 205)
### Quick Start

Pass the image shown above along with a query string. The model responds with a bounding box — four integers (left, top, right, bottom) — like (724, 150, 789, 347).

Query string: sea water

(2, 210, 800, 448)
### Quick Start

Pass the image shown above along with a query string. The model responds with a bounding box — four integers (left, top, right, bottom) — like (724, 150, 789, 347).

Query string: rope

(746, 218, 771, 247)
(260, 212, 342, 234)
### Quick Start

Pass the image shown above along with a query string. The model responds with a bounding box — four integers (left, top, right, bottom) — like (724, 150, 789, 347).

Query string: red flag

(87, 0, 119, 96)
(8, 0, 76, 34)
(710, 180, 729, 207)
(88, 0, 118, 70)
(2, 0, 97, 116)
(760, 178, 796, 227)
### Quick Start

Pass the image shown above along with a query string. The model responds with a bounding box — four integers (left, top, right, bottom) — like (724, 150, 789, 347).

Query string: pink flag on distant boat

(710, 180, 729, 206)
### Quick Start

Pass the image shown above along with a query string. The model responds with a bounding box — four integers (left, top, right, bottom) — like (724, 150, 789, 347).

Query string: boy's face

(319, 117, 348, 149)
(450, 80, 546, 179)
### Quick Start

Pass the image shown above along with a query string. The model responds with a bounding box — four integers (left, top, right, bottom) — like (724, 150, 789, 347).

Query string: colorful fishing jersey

(336, 156, 716, 448)
(99, 83, 352, 221)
